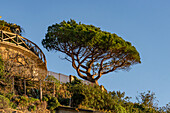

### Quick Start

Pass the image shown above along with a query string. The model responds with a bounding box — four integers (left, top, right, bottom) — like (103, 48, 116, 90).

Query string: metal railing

(0, 30, 47, 65)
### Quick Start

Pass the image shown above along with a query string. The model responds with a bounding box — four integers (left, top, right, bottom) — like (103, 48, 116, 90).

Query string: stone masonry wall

(0, 41, 47, 80)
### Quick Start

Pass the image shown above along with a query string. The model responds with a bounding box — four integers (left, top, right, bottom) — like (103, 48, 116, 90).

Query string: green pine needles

(42, 19, 141, 84)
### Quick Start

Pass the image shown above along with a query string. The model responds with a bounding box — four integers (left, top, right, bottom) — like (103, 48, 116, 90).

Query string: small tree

(136, 91, 158, 108)
(42, 19, 141, 84)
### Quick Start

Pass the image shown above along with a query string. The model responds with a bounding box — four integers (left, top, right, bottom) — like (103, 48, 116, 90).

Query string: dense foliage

(0, 67, 169, 112)
(43, 95, 60, 110)
(0, 20, 23, 35)
(63, 81, 164, 113)
(42, 19, 141, 84)
(0, 55, 169, 112)
(0, 95, 10, 109)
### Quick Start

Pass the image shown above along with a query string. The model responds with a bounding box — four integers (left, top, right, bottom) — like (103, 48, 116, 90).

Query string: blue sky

(1, 0, 170, 107)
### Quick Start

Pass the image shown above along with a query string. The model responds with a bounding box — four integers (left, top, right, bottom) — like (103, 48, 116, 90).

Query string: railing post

(17, 35, 18, 45)
(24, 79, 26, 95)
(16, 35, 18, 45)
(40, 79, 42, 101)
(1, 30, 3, 41)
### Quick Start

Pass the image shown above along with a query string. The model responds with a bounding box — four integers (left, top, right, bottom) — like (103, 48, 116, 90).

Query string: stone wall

(0, 41, 47, 80)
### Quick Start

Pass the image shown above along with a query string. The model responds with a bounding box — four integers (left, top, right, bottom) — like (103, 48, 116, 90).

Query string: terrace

(0, 30, 46, 66)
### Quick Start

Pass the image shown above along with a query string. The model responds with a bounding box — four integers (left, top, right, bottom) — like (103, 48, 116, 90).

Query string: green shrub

(28, 97, 39, 103)
(5, 93, 14, 100)
(10, 95, 41, 110)
(114, 104, 127, 113)
(42, 96, 48, 102)
(10, 102, 17, 109)
(68, 83, 115, 110)
(48, 97, 60, 110)
(0, 94, 10, 109)
(44, 95, 60, 110)
(28, 105, 36, 111)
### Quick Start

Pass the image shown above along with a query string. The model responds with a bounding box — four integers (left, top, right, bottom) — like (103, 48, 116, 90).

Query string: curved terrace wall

(0, 30, 47, 80)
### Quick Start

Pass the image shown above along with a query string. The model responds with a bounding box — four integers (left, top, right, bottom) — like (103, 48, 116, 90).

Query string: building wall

(48, 71, 92, 85)
(48, 71, 70, 83)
